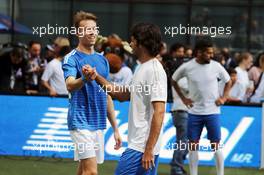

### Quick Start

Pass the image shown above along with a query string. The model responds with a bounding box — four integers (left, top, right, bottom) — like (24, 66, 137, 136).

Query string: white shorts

(70, 129, 104, 164)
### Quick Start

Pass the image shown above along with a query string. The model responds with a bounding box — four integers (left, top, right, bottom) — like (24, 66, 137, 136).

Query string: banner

(0, 95, 262, 168)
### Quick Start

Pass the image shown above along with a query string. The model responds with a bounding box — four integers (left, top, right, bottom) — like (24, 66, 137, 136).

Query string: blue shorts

(187, 114, 221, 142)
(115, 148, 159, 175)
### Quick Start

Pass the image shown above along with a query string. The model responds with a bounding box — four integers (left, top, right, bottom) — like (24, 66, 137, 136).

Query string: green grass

(0, 156, 263, 175)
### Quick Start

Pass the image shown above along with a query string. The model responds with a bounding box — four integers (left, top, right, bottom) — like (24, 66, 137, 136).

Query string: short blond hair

(74, 11, 97, 28)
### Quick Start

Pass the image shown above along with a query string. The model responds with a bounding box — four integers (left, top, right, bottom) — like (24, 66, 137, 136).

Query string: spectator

(221, 48, 237, 69)
(225, 69, 244, 102)
(249, 54, 264, 103)
(44, 44, 55, 63)
(250, 72, 264, 103)
(0, 47, 27, 93)
(41, 46, 71, 96)
(53, 37, 70, 57)
(248, 52, 264, 86)
(235, 52, 254, 102)
(184, 46, 193, 58)
(170, 76, 189, 175)
(165, 43, 191, 102)
(26, 41, 42, 94)
(156, 42, 168, 62)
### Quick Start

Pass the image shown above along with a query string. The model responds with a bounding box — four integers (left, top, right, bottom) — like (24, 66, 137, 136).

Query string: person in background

(225, 68, 244, 103)
(53, 37, 70, 57)
(164, 43, 186, 102)
(26, 41, 42, 94)
(184, 46, 193, 59)
(41, 46, 70, 96)
(248, 52, 264, 86)
(235, 52, 254, 102)
(44, 44, 56, 63)
(172, 40, 232, 175)
(0, 47, 27, 93)
(249, 54, 264, 103)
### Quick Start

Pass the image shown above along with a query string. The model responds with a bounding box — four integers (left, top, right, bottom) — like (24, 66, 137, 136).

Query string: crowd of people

(0, 34, 263, 103)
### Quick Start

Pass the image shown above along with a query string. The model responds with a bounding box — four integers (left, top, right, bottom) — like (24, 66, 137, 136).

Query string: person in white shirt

(235, 52, 254, 102)
(226, 69, 245, 102)
(219, 68, 244, 102)
(85, 22, 167, 175)
(172, 40, 232, 175)
(41, 46, 70, 96)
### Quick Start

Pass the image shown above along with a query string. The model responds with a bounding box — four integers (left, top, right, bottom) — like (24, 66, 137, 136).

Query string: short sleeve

(149, 64, 167, 102)
(41, 63, 53, 81)
(217, 63, 230, 83)
(172, 63, 186, 82)
(62, 56, 77, 79)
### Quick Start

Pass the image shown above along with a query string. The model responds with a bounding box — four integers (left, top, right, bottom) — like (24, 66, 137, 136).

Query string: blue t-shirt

(62, 49, 109, 131)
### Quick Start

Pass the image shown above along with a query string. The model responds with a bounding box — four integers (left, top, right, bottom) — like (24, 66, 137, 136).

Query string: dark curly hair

(130, 22, 162, 57)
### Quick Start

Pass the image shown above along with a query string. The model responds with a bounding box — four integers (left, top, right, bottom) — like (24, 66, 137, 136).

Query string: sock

(189, 151, 198, 175)
(214, 149, 224, 175)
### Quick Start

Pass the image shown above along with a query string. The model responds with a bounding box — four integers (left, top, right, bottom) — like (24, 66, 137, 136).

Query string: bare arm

(223, 80, 232, 99)
(142, 101, 165, 170)
(42, 80, 57, 96)
(65, 76, 85, 92)
(145, 101, 165, 151)
(216, 79, 232, 106)
(171, 79, 186, 101)
(171, 79, 193, 108)
(95, 74, 130, 102)
(107, 95, 122, 150)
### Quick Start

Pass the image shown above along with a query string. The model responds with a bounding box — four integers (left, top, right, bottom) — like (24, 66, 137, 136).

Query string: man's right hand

(82, 65, 97, 81)
(182, 97, 193, 108)
(49, 89, 57, 97)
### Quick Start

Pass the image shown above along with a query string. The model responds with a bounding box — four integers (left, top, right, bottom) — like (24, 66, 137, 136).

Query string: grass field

(0, 156, 263, 175)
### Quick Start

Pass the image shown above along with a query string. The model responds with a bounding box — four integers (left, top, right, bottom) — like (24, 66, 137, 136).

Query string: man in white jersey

(84, 22, 167, 175)
(171, 40, 232, 175)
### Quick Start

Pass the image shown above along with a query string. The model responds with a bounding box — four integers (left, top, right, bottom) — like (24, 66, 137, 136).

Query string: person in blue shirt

(62, 11, 122, 175)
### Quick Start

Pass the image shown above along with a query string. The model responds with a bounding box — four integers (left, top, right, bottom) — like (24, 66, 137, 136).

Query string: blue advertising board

(0, 95, 262, 168)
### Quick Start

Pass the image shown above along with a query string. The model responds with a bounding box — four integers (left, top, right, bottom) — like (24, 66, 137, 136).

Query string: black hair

(28, 40, 41, 48)
(170, 43, 185, 54)
(253, 52, 264, 67)
(131, 22, 162, 57)
(227, 68, 237, 75)
(194, 40, 213, 55)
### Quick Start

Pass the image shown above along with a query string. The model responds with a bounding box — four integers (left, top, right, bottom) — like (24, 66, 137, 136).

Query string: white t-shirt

(41, 59, 68, 95)
(229, 81, 245, 101)
(109, 66, 133, 86)
(128, 58, 167, 155)
(171, 77, 189, 111)
(235, 66, 250, 101)
(219, 80, 245, 101)
(172, 59, 230, 115)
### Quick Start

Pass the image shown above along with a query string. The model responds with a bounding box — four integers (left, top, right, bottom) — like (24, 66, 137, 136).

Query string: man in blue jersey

(62, 11, 122, 175)
(85, 22, 167, 175)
